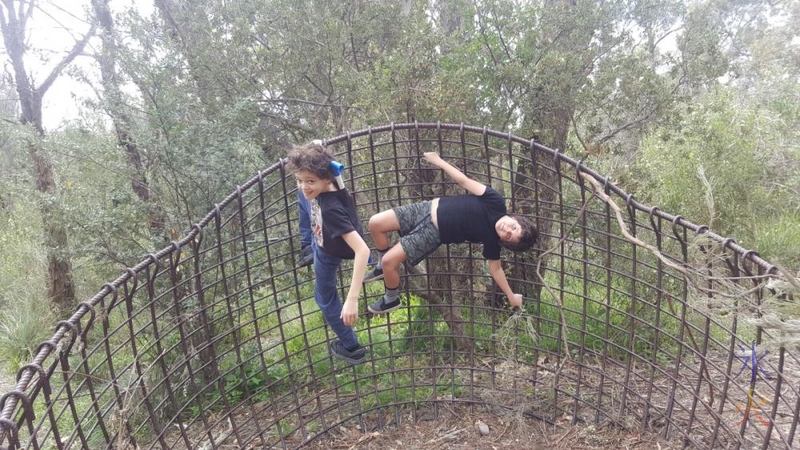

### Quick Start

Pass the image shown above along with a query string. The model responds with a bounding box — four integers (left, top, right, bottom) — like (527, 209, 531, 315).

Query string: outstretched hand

(422, 152, 443, 165)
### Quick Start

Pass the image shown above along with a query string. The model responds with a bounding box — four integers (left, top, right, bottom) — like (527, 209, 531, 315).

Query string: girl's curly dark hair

(286, 142, 334, 180)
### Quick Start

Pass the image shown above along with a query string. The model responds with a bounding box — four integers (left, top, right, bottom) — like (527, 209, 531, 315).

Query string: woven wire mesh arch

(0, 122, 797, 449)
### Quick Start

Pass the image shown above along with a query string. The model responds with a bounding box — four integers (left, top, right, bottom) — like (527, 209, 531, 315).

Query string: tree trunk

(525, 107, 569, 304)
(28, 138, 76, 310)
(525, 0, 593, 299)
(0, 1, 94, 310)
(401, 134, 471, 351)
(407, 265, 471, 351)
(93, 0, 165, 241)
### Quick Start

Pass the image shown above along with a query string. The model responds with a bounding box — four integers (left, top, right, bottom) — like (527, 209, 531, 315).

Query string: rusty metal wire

(0, 123, 796, 449)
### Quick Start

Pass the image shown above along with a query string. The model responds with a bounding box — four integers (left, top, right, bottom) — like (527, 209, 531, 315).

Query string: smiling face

(495, 215, 523, 243)
(295, 170, 334, 200)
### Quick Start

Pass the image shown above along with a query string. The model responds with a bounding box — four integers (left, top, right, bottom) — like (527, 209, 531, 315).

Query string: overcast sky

(15, 0, 154, 130)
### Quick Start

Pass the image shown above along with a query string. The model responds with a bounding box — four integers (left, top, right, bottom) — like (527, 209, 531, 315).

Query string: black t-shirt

(309, 189, 363, 259)
(437, 187, 507, 260)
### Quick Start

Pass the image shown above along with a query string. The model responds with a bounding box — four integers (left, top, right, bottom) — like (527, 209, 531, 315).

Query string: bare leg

(381, 242, 407, 290)
(369, 209, 400, 252)
(368, 241, 407, 314)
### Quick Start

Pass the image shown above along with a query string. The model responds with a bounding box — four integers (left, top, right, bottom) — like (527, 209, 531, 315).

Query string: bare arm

(423, 152, 486, 196)
(488, 259, 523, 308)
(340, 230, 370, 326)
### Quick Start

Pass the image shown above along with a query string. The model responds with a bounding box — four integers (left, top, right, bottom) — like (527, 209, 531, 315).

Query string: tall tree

(0, 0, 96, 310)
(91, 0, 164, 242)
(0, 74, 17, 212)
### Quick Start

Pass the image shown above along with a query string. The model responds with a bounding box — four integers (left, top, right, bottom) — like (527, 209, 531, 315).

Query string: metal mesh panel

(0, 123, 795, 449)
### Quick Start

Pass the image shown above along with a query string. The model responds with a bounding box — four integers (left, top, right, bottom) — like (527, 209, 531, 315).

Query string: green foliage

(393, 294, 457, 354)
(635, 88, 799, 269)
(752, 212, 800, 269)
(0, 292, 55, 374)
(46, 129, 155, 281)
(0, 203, 47, 306)
(0, 198, 53, 373)
(637, 93, 759, 230)
(532, 273, 682, 363)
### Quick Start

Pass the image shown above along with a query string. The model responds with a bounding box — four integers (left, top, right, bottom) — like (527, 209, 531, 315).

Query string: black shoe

(367, 295, 401, 314)
(298, 244, 313, 268)
(363, 266, 384, 283)
(329, 339, 367, 365)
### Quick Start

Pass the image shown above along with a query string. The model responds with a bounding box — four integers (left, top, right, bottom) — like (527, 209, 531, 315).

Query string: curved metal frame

(0, 123, 795, 449)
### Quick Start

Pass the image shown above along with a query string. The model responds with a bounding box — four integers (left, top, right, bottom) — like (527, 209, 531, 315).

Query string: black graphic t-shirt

(436, 187, 507, 260)
(309, 189, 363, 259)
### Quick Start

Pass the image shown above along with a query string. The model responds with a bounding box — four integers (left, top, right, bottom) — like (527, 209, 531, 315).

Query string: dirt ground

(304, 404, 684, 450)
(158, 347, 792, 449)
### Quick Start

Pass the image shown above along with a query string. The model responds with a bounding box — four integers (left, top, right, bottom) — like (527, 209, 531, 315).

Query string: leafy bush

(752, 212, 800, 269)
(0, 294, 55, 374)
(635, 88, 799, 275)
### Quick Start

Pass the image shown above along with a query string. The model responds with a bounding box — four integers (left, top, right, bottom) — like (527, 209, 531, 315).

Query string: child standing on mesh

(364, 152, 538, 313)
(288, 142, 369, 365)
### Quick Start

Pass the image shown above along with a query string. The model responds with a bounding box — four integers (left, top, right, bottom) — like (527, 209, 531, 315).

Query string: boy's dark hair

(286, 142, 334, 180)
(499, 214, 538, 252)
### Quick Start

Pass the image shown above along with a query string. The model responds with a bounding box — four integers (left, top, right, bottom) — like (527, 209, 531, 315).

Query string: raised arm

(423, 152, 486, 196)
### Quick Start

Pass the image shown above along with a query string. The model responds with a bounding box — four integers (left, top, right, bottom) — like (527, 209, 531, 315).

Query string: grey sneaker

(363, 266, 384, 283)
(329, 339, 367, 365)
(367, 295, 402, 314)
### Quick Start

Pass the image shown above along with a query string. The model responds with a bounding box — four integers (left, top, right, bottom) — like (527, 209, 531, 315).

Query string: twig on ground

(424, 427, 467, 445)
(490, 420, 512, 444)
(347, 431, 380, 449)
(553, 426, 574, 446)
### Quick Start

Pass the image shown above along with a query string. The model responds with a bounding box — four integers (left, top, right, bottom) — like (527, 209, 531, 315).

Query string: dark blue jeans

(297, 190, 360, 349)
(312, 241, 360, 349)
(297, 189, 312, 248)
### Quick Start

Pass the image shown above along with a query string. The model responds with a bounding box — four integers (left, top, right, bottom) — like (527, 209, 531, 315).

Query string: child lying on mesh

(364, 152, 537, 313)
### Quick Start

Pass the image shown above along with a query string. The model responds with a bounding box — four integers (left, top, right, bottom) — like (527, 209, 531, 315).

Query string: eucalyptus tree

(0, 0, 96, 310)
(0, 76, 15, 200)
(92, 0, 163, 241)
(89, 0, 422, 236)
(83, 0, 273, 237)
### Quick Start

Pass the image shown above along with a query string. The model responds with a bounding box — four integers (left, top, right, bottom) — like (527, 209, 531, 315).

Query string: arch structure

(0, 123, 797, 449)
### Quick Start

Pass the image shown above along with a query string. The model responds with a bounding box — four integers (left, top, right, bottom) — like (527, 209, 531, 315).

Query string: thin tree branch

(472, 0, 498, 66)
(38, 21, 97, 95)
(255, 97, 347, 109)
(489, 2, 513, 61)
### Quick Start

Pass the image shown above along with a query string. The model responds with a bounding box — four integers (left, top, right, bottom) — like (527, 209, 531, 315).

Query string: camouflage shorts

(394, 201, 441, 267)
